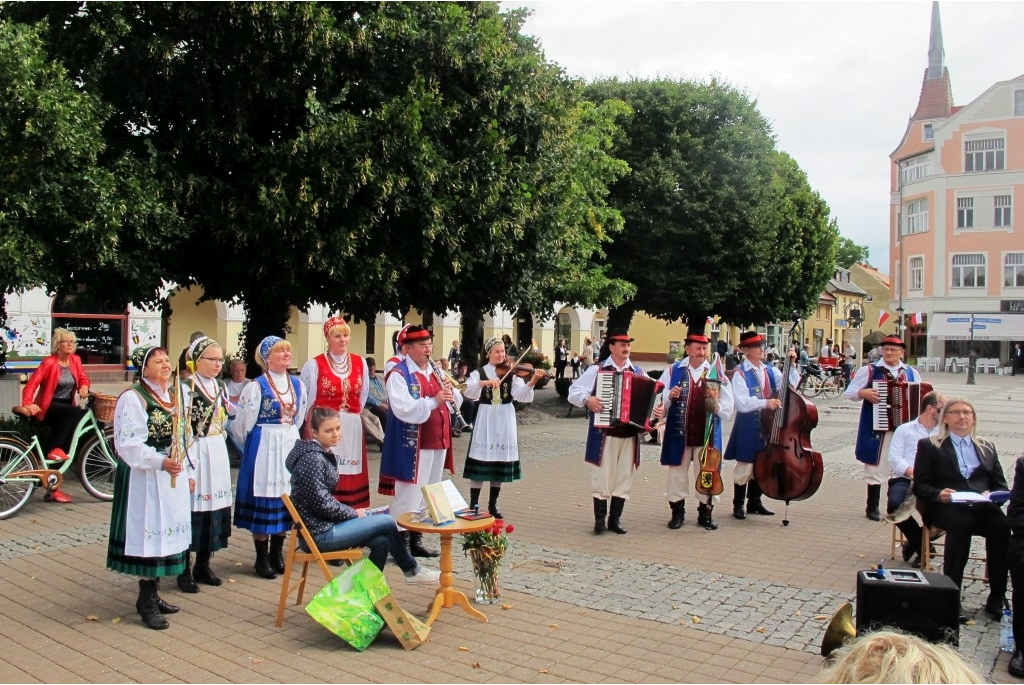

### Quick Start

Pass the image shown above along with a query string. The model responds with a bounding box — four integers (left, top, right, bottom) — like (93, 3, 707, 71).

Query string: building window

(965, 137, 1005, 172)
(1005, 253, 1024, 288)
(909, 256, 924, 291)
(904, 198, 928, 235)
(1016, 90, 1024, 116)
(923, 123, 934, 140)
(956, 197, 974, 229)
(995, 195, 1012, 227)
(951, 253, 986, 289)
(901, 155, 931, 184)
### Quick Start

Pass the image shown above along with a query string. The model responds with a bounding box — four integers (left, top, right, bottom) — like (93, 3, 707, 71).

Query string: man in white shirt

(569, 328, 663, 535)
(885, 391, 944, 565)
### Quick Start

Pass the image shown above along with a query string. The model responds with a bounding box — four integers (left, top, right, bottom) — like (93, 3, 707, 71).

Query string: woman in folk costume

(106, 346, 191, 630)
(299, 316, 371, 508)
(462, 337, 546, 517)
(231, 336, 307, 579)
(176, 336, 233, 593)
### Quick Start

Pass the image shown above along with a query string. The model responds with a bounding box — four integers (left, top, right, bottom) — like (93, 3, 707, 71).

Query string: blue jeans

(311, 515, 418, 574)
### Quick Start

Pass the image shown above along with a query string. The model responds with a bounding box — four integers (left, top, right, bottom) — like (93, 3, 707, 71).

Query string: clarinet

(429, 361, 472, 435)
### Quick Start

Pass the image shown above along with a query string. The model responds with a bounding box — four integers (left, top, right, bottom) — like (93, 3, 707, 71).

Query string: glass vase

(468, 548, 502, 604)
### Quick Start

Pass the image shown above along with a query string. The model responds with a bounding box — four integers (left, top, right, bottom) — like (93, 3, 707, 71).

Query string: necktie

(956, 439, 969, 478)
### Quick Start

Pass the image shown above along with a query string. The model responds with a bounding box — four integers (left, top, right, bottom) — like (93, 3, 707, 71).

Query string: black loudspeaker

(856, 569, 960, 646)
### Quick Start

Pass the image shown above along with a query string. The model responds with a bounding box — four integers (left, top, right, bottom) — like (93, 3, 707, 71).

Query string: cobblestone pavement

(0, 371, 1021, 683)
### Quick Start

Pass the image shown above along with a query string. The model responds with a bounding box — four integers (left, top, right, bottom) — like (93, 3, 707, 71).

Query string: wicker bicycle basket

(91, 392, 118, 423)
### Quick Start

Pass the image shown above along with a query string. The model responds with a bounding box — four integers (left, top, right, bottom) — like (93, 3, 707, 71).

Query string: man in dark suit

(913, 398, 1009, 621)
(1012, 343, 1022, 376)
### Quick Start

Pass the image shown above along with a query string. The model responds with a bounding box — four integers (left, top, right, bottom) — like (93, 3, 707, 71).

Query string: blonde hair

(819, 630, 982, 684)
(932, 397, 978, 445)
(325, 321, 351, 337)
(51, 328, 77, 353)
(255, 339, 292, 370)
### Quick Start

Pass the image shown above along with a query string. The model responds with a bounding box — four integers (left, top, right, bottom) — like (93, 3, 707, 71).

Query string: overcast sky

(505, 1, 1024, 273)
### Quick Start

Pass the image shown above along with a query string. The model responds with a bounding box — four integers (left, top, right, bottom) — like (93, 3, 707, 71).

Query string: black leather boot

(746, 480, 774, 516)
(594, 498, 607, 534)
(607, 497, 627, 534)
(488, 486, 503, 519)
(697, 502, 718, 530)
(409, 532, 439, 557)
(137, 579, 169, 630)
(177, 551, 199, 593)
(866, 484, 882, 521)
(193, 551, 222, 586)
(153, 578, 180, 614)
(469, 487, 482, 512)
(254, 539, 277, 579)
(668, 500, 685, 529)
(269, 534, 287, 574)
(733, 484, 747, 519)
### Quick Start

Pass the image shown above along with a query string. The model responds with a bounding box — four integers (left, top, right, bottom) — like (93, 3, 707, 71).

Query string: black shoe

(593, 498, 607, 534)
(1010, 649, 1024, 678)
(959, 612, 968, 625)
(866, 509, 881, 522)
(193, 554, 222, 587)
(254, 539, 277, 579)
(984, 593, 1006, 620)
(608, 497, 627, 534)
(668, 501, 685, 529)
(177, 571, 199, 594)
(747, 501, 774, 516)
(409, 532, 439, 558)
(137, 580, 169, 630)
(269, 535, 287, 575)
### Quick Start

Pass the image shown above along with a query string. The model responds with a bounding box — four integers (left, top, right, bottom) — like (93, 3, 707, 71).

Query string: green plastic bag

(305, 559, 386, 651)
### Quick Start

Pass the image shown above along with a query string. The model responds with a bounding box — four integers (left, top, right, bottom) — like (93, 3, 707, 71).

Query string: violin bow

(497, 339, 536, 384)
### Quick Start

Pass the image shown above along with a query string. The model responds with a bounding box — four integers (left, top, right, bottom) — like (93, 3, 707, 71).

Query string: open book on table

(420, 479, 471, 525)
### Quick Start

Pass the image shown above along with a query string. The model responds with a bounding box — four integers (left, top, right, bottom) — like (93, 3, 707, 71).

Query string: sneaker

(404, 567, 440, 585)
(47, 448, 70, 462)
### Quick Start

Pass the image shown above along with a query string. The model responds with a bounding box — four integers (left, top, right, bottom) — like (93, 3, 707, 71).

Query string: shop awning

(927, 313, 1024, 340)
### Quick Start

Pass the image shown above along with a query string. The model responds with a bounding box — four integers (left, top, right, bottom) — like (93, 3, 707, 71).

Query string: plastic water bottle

(1001, 609, 1015, 653)
(876, 559, 890, 580)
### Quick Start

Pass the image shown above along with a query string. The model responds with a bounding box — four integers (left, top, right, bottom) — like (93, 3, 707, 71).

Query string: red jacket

(22, 354, 90, 420)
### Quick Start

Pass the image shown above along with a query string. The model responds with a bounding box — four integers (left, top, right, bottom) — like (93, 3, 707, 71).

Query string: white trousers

(666, 445, 721, 505)
(393, 448, 447, 517)
(733, 462, 754, 486)
(863, 433, 893, 486)
(591, 436, 637, 500)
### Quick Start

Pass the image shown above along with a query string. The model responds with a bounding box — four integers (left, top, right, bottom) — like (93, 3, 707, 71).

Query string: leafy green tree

(0, 18, 171, 326)
(5, 2, 629, 366)
(835, 236, 869, 269)
(584, 77, 837, 328)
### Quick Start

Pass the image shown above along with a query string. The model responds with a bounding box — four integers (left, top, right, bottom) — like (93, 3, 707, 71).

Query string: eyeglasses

(945, 409, 974, 417)
(199, 357, 224, 364)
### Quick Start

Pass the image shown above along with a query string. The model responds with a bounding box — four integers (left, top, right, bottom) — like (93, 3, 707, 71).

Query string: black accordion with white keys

(593, 369, 665, 432)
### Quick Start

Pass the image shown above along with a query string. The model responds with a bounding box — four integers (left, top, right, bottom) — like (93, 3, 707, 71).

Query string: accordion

(592, 369, 665, 432)
(872, 380, 934, 431)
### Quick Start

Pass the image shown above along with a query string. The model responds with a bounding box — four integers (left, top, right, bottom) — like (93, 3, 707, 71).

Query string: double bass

(753, 322, 823, 525)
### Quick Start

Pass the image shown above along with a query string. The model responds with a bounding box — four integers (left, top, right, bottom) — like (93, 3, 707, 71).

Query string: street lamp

(846, 303, 864, 370)
(895, 306, 905, 336)
(967, 312, 976, 385)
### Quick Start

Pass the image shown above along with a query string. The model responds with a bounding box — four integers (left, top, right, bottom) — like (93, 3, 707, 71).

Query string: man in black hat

(659, 329, 734, 531)
(568, 327, 663, 535)
(381, 325, 462, 557)
(724, 331, 800, 519)
(843, 334, 924, 521)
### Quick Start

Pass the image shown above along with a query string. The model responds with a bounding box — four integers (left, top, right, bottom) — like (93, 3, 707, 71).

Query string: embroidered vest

(854, 363, 917, 466)
(131, 382, 174, 450)
(660, 361, 723, 467)
(583, 361, 644, 468)
(381, 363, 454, 482)
(187, 377, 226, 438)
(313, 353, 365, 413)
(480, 367, 513, 406)
(257, 374, 303, 425)
(724, 365, 777, 464)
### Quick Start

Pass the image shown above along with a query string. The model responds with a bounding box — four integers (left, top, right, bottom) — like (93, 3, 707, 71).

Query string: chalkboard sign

(52, 317, 125, 365)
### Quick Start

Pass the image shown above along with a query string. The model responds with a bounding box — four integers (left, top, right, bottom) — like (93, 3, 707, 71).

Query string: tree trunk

(240, 292, 293, 379)
(459, 304, 484, 372)
(606, 303, 636, 332)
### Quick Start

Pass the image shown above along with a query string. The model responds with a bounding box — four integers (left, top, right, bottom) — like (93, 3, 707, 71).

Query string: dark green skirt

(463, 457, 521, 483)
(106, 460, 186, 577)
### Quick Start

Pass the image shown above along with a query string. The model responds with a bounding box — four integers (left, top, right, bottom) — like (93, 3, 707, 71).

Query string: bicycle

(797, 364, 825, 398)
(0, 393, 119, 519)
(818, 369, 847, 400)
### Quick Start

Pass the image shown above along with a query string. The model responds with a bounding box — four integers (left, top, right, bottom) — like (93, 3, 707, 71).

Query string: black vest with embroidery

(132, 382, 174, 450)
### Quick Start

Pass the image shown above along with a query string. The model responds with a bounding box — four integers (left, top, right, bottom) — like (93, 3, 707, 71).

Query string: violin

(494, 360, 537, 380)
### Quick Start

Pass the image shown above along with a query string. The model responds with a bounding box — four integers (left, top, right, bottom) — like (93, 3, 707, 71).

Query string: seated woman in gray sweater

(286, 407, 439, 584)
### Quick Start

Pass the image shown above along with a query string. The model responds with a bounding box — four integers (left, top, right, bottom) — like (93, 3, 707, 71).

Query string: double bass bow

(753, 320, 823, 526)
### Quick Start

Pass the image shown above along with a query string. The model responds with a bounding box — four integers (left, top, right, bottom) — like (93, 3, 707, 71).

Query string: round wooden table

(396, 512, 495, 626)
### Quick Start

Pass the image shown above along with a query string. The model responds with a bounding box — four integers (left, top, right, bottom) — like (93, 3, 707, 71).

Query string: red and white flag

(910, 311, 924, 326)
(878, 310, 890, 327)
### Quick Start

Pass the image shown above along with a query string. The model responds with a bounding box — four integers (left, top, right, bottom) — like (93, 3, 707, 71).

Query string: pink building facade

(890, 3, 1024, 364)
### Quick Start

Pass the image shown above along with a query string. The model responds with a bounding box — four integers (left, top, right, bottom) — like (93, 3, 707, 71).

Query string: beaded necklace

(265, 371, 296, 422)
(327, 351, 351, 377)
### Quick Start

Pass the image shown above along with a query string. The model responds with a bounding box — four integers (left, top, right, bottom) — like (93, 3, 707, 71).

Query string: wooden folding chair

(276, 493, 363, 627)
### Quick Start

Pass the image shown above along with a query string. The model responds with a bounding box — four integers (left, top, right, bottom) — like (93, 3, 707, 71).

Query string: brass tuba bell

(820, 601, 856, 657)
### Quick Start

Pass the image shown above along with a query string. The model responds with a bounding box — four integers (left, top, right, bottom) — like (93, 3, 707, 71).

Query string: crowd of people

(17, 323, 1024, 679)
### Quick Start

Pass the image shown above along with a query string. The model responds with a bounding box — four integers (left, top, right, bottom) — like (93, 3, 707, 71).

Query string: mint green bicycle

(0, 393, 118, 519)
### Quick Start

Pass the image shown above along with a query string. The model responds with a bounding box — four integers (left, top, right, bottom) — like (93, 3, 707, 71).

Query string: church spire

(912, 1, 953, 121)
(926, 1, 945, 80)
